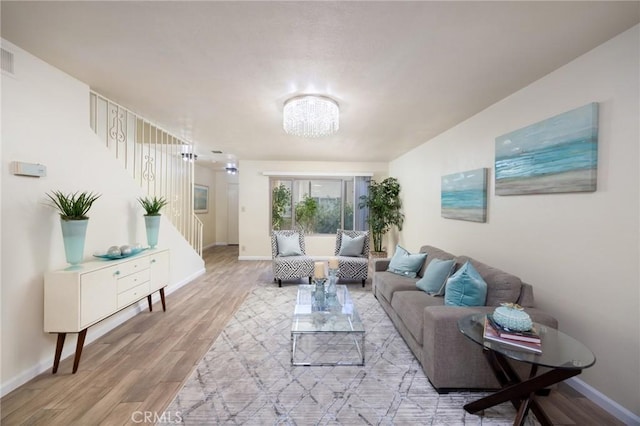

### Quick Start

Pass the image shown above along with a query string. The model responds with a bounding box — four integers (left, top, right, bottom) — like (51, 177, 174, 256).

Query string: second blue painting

(441, 168, 487, 223)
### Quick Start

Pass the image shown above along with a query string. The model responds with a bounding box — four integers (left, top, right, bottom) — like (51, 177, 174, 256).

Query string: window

(270, 177, 367, 234)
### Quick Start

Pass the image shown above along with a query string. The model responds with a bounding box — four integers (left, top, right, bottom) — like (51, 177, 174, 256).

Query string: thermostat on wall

(11, 161, 47, 178)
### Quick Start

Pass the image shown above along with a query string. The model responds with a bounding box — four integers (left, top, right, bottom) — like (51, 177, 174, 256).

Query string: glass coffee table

(458, 313, 596, 426)
(291, 284, 365, 366)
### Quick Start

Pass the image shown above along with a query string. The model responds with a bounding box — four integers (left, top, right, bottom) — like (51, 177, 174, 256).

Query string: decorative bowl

(492, 303, 532, 331)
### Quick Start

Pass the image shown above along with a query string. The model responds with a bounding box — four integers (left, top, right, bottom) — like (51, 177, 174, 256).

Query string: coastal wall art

(495, 102, 598, 195)
(441, 168, 487, 223)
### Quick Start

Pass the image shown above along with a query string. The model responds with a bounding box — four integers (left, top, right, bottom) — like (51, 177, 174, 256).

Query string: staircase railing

(89, 91, 203, 256)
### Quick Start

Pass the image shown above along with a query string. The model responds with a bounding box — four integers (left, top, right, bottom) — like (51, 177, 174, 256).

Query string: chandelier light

(283, 95, 339, 138)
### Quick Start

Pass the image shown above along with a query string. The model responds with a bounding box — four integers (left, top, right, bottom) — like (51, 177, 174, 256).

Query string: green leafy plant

(138, 196, 168, 216)
(358, 177, 404, 253)
(295, 194, 318, 234)
(46, 190, 101, 220)
(271, 184, 292, 230)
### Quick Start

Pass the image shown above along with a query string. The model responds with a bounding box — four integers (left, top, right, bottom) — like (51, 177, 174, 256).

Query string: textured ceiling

(2, 1, 638, 168)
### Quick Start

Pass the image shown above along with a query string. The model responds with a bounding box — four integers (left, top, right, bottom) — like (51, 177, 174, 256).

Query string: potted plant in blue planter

(138, 196, 168, 248)
(46, 190, 101, 265)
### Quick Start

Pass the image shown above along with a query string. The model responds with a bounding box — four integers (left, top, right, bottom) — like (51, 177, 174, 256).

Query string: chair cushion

(338, 233, 365, 256)
(276, 233, 302, 256)
(444, 261, 487, 307)
(416, 258, 456, 295)
(387, 245, 427, 278)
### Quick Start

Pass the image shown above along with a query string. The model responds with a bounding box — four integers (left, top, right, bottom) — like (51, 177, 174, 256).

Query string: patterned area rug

(162, 285, 533, 425)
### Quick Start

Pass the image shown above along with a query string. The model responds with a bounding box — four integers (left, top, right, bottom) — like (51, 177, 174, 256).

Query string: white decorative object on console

(44, 248, 170, 374)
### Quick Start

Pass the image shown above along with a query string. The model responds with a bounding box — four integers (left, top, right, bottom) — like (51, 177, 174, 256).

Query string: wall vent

(1, 48, 15, 75)
(211, 150, 223, 154)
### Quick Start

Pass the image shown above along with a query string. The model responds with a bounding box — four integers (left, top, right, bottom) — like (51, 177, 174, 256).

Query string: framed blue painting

(441, 168, 487, 223)
(495, 103, 598, 195)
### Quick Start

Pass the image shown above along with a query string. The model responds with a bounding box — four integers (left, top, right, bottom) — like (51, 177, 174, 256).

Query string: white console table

(44, 248, 170, 374)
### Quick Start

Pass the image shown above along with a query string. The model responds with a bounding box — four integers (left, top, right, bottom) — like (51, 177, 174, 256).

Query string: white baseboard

(215, 242, 228, 246)
(566, 377, 640, 425)
(238, 255, 271, 260)
(0, 267, 206, 399)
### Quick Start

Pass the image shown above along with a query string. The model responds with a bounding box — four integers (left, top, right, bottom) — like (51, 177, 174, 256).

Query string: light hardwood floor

(1, 246, 622, 425)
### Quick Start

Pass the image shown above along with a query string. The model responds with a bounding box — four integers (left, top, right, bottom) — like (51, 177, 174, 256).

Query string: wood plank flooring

(0, 246, 622, 425)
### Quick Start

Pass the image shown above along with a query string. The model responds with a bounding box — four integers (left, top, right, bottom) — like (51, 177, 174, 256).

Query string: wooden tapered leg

(147, 295, 153, 312)
(52, 333, 66, 374)
(159, 288, 166, 312)
(362, 279, 366, 287)
(72, 329, 87, 374)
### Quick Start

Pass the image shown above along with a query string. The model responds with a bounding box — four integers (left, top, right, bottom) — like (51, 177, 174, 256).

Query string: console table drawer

(117, 282, 150, 308)
(115, 257, 150, 278)
(117, 269, 150, 293)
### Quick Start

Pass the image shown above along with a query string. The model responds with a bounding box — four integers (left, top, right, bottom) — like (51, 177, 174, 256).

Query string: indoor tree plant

(138, 195, 168, 248)
(46, 190, 101, 265)
(358, 177, 404, 256)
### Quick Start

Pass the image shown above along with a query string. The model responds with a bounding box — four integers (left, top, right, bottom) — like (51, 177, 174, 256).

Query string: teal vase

(144, 215, 161, 248)
(60, 219, 88, 265)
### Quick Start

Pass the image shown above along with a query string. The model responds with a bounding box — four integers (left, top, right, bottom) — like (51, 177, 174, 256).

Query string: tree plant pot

(60, 219, 88, 265)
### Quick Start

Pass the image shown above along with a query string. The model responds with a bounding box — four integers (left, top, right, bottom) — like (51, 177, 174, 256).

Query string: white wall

(390, 26, 639, 419)
(214, 170, 239, 246)
(238, 160, 388, 258)
(0, 40, 205, 396)
(194, 165, 216, 248)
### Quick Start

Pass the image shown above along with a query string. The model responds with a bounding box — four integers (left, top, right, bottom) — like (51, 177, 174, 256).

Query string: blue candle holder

(313, 278, 327, 308)
(327, 268, 338, 299)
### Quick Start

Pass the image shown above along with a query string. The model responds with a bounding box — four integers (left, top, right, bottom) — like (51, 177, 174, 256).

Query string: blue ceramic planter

(144, 215, 161, 248)
(60, 219, 88, 265)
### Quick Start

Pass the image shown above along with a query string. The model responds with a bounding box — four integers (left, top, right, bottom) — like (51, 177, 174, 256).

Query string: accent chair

(271, 230, 314, 287)
(334, 229, 370, 287)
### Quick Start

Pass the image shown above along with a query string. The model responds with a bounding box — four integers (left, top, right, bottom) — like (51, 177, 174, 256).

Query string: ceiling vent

(1, 48, 15, 75)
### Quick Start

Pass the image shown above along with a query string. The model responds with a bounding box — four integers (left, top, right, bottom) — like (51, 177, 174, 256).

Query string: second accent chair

(334, 230, 370, 287)
(271, 230, 314, 287)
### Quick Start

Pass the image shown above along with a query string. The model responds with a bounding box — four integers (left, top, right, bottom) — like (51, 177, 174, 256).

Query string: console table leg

(52, 333, 66, 374)
(72, 329, 87, 374)
(147, 294, 153, 312)
(160, 288, 166, 312)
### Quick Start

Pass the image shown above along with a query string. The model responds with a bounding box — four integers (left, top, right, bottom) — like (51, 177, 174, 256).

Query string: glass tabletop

(292, 285, 364, 333)
(458, 313, 596, 370)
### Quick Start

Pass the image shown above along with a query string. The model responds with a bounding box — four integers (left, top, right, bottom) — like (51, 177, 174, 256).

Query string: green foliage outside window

(295, 194, 318, 234)
(271, 184, 291, 230)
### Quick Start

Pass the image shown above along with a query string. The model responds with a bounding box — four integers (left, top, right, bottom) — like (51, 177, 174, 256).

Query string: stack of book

(483, 314, 542, 353)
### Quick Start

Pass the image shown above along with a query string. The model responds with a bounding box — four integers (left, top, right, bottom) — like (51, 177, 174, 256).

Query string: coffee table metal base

(291, 331, 365, 366)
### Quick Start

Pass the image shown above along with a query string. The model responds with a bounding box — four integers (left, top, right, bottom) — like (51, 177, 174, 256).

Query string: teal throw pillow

(338, 233, 365, 257)
(444, 261, 487, 306)
(387, 245, 427, 278)
(276, 233, 302, 257)
(416, 258, 456, 295)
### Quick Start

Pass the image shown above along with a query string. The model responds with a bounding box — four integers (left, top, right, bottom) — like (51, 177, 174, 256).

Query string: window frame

(269, 176, 355, 235)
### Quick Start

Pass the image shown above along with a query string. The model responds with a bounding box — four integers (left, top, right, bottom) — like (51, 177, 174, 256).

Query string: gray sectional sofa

(372, 245, 558, 392)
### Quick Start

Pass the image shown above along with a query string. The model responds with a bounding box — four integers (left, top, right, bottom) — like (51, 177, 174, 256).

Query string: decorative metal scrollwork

(108, 105, 126, 144)
(142, 155, 156, 182)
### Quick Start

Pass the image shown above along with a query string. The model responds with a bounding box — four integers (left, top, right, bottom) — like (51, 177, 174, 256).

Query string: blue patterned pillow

(276, 233, 302, 257)
(444, 261, 487, 306)
(416, 258, 456, 295)
(387, 245, 427, 278)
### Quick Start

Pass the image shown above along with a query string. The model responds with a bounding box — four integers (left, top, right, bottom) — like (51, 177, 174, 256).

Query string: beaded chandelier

(283, 95, 339, 138)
